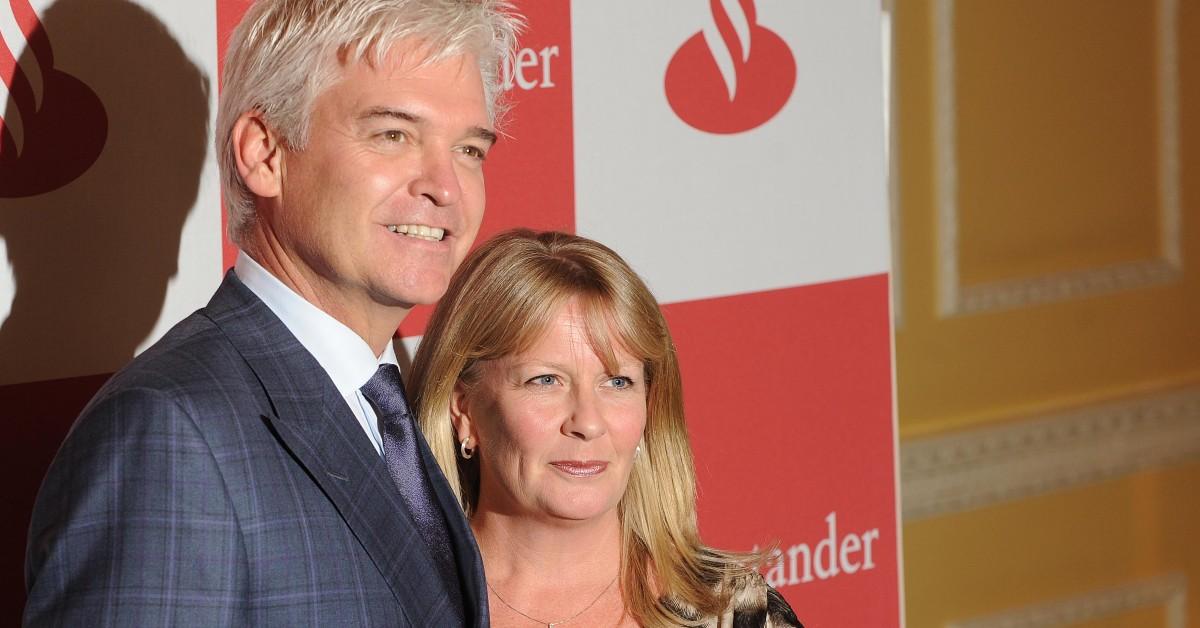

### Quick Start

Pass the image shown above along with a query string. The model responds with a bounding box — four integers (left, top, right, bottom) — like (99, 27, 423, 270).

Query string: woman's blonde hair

(409, 229, 757, 626)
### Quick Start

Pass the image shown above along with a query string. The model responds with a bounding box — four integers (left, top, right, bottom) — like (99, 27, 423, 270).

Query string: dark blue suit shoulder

(88, 309, 268, 421)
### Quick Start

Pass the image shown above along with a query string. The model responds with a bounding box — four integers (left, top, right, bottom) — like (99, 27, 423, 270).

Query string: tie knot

(360, 363, 410, 418)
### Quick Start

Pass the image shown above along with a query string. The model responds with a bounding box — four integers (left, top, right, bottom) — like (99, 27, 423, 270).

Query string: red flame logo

(665, 0, 796, 134)
(1, 0, 107, 197)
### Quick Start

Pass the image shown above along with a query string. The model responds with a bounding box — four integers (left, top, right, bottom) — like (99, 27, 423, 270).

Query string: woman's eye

(527, 374, 557, 386)
(608, 376, 635, 389)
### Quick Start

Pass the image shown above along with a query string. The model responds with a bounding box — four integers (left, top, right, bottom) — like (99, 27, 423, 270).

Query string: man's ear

(450, 381, 476, 444)
(231, 111, 284, 199)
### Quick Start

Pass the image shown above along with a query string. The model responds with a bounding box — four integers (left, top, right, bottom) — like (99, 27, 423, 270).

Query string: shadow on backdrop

(0, 0, 209, 619)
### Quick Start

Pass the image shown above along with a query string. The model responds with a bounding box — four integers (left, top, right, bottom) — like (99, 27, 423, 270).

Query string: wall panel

(895, 0, 1200, 624)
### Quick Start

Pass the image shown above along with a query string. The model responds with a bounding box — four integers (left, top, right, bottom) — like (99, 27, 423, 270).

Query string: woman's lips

(549, 460, 608, 477)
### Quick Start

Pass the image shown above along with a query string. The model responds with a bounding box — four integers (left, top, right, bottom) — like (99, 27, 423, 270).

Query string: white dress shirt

(235, 251, 390, 455)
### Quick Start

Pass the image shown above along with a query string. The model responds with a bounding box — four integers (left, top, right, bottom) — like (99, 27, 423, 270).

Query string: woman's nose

(563, 389, 606, 441)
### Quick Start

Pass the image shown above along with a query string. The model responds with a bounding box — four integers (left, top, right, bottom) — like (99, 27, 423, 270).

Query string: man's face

(266, 39, 493, 317)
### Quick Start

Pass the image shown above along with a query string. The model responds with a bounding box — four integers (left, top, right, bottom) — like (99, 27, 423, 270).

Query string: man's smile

(387, 223, 446, 241)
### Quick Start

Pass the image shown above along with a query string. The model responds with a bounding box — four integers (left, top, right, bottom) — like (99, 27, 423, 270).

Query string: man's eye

(459, 145, 487, 161)
(380, 130, 406, 142)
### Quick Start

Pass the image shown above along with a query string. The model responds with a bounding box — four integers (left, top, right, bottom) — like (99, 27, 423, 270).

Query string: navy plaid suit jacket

(25, 271, 487, 627)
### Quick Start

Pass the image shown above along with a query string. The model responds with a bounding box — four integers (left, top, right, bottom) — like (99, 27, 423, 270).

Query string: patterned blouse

(663, 572, 802, 627)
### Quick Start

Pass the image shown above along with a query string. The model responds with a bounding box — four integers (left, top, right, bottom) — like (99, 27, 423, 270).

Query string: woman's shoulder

(726, 571, 803, 628)
(662, 571, 803, 628)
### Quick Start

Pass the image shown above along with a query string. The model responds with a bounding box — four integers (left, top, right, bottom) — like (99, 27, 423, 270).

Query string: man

(24, 1, 521, 625)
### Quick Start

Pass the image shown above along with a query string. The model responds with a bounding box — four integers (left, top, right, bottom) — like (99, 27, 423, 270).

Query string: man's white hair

(216, 0, 523, 244)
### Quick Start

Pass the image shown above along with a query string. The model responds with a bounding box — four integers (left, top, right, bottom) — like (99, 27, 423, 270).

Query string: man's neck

(241, 237, 407, 356)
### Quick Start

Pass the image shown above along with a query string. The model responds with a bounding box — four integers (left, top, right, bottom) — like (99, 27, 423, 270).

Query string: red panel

(401, 2, 574, 336)
(663, 274, 900, 627)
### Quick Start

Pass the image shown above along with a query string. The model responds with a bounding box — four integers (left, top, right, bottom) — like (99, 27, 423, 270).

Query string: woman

(409, 230, 801, 627)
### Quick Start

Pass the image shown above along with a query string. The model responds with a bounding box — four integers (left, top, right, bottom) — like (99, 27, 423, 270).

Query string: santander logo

(665, 0, 796, 134)
(1, 0, 107, 198)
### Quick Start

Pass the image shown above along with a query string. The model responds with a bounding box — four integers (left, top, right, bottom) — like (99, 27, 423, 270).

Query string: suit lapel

(201, 272, 473, 623)
(262, 385, 451, 615)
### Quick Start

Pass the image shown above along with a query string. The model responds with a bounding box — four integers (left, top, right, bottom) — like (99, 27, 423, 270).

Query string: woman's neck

(471, 509, 622, 588)
(472, 509, 632, 626)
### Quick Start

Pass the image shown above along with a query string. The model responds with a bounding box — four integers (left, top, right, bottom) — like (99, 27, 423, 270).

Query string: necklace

(487, 574, 618, 628)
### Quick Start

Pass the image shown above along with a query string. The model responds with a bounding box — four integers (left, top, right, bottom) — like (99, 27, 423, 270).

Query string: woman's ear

(231, 111, 284, 199)
(450, 381, 476, 444)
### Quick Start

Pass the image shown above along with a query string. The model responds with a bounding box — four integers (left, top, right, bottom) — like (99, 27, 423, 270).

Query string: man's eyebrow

(358, 107, 498, 145)
(469, 126, 499, 146)
(358, 106, 421, 123)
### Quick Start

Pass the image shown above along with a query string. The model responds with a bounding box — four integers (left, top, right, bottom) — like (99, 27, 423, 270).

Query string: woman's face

(457, 298, 647, 524)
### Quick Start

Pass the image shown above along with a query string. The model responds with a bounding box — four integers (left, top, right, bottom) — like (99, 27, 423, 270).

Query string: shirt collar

(234, 251, 398, 394)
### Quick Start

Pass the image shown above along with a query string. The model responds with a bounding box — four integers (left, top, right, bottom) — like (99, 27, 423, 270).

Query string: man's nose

(410, 149, 463, 207)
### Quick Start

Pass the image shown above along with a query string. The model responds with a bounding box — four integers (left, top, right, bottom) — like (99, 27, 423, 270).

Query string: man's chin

(374, 286, 450, 311)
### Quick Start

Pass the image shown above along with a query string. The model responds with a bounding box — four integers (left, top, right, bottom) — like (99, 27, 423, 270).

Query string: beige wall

(892, 0, 1200, 626)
